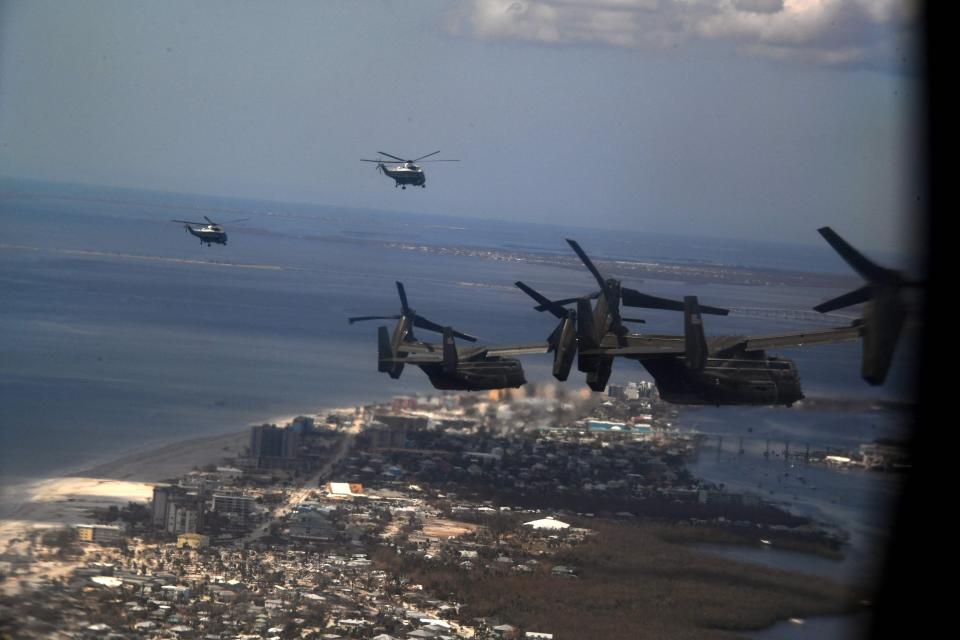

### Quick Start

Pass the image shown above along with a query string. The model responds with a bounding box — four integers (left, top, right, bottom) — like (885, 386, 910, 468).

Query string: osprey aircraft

(516, 238, 871, 406)
(349, 282, 549, 391)
(360, 151, 459, 189)
(516, 239, 730, 393)
(171, 216, 249, 246)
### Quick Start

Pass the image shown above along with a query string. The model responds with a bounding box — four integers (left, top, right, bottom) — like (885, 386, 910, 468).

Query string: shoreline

(0, 410, 326, 553)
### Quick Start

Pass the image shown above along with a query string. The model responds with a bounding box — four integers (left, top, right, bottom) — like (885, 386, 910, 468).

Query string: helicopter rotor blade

(171, 219, 206, 226)
(418, 159, 460, 163)
(412, 150, 441, 162)
(203, 216, 216, 225)
(377, 151, 406, 162)
(220, 217, 250, 224)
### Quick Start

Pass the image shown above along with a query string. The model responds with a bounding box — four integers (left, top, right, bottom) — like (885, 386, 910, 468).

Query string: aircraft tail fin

(442, 327, 458, 375)
(379, 325, 404, 379)
(684, 296, 708, 371)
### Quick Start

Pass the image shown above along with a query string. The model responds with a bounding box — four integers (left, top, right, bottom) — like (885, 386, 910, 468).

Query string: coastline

(0, 428, 243, 558)
(0, 409, 318, 514)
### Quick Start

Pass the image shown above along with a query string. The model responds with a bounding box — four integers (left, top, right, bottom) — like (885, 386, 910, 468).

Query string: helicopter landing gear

(421, 185, 426, 188)
(401, 185, 406, 190)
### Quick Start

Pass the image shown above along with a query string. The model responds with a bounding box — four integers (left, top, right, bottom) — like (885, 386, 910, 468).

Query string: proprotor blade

(813, 285, 873, 313)
(515, 281, 569, 319)
(566, 239, 610, 295)
(396, 282, 410, 315)
(412, 315, 478, 342)
(349, 315, 401, 324)
(621, 287, 729, 316)
(818, 227, 901, 286)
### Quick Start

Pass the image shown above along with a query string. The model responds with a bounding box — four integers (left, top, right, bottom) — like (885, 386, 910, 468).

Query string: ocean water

(0, 182, 918, 637)
(1, 184, 914, 478)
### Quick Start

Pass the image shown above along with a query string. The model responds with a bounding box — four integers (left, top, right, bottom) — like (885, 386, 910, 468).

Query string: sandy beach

(0, 429, 248, 563)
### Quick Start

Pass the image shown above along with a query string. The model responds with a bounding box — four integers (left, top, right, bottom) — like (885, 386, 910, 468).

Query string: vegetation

(397, 520, 865, 639)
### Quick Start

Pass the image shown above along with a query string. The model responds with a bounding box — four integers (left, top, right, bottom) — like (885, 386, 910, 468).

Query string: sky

(0, 0, 922, 253)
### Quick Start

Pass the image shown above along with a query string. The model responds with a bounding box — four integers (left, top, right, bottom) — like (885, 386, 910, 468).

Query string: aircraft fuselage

(380, 163, 426, 188)
(419, 357, 526, 391)
(186, 225, 227, 245)
(639, 353, 803, 406)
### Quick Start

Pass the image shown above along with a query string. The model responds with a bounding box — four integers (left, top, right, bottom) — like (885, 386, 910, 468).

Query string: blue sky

(0, 0, 922, 252)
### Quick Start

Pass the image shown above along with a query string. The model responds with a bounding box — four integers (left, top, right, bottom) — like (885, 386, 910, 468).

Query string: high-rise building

(249, 424, 300, 468)
(152, 486, 187, 528)
(152, 485, 203, 534)
(166, 501, 200, 535)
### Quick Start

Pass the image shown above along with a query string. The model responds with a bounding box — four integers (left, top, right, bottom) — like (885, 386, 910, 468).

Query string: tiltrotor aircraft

(360, 151, 459, 189)
(349, 282, 547, 391)
(516, 238, 869, 406)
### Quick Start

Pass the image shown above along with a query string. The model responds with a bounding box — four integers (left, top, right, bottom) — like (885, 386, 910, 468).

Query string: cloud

(447, 0, 919, 70)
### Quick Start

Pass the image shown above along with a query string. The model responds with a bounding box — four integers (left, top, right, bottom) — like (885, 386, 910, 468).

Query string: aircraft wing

(581, 335, 686, 357)
(713, 324, 863, 353)
(481, 343, 551, 357)
(382, 354, 444, 364)
(391, 342, 549, 360)
(398, 342, 439, 354)
(580, 324, 861, 357)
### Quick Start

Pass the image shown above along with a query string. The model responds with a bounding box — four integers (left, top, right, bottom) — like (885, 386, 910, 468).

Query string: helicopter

(349, 282, 549, 391)
(171, 216, 250, 246)
(360, 151, 459, 189)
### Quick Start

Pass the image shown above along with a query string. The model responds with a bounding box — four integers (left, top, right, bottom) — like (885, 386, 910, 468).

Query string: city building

(166, 499, 201, 535)
(211, 493, 255, 517)
(288, 511, 335, 540)
(75, 524, 122, 545)
(151, 485, 187, 528)
(249, 423, 301, 469)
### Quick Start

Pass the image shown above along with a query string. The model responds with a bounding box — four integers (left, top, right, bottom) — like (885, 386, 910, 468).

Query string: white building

(522, 517, 570, 531)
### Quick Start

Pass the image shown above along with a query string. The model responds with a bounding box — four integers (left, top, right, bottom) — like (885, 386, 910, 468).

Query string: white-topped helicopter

(171, 216, 249, 246)
(361, 151, 459, 189)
